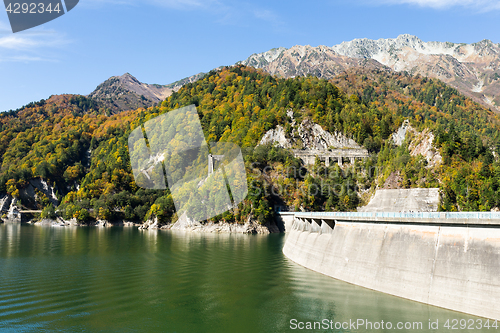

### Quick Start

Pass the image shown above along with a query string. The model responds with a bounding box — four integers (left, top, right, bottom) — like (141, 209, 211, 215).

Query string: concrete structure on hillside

(358, 188, 440, 212)
(291, 148, 369, 166)
(207, 154, 224, 175)
(282, 211, 500, 321)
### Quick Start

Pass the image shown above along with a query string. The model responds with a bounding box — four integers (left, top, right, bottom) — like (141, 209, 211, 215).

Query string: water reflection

(0, 225, 489, 333)
(0, 223, 21, 258)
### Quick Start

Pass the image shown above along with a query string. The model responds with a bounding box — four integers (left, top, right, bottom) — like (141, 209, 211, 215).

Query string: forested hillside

(2, 65, 500, 226)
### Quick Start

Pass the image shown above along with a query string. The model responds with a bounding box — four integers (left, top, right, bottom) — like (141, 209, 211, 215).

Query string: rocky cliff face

(392, 120, 442, 168)
(258, 110, 362, 150)
(408, 129, 442, 168)
(240, 34, 500, 111)
(20, 178, 59, 208)
(138, 212, 279, 234)
(0, 178, 59, 222)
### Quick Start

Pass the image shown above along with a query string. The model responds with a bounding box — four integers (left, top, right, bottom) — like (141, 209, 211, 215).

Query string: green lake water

(0, 224, 492, 332)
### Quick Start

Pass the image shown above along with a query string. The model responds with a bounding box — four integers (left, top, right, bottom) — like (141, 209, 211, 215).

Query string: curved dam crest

(282, 212, 500, 321)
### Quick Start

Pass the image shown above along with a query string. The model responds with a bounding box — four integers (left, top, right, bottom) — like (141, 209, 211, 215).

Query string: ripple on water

(0, 225, 486, 333)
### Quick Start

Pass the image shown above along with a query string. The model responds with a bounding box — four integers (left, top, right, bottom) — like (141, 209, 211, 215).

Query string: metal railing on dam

(288, 211, 500, 227)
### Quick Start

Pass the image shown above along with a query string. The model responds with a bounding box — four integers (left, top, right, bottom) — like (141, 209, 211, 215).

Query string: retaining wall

(283, 218, 500, 320)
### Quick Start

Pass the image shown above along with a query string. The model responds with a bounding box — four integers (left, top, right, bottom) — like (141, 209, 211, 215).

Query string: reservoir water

(0, 224, 491, 332)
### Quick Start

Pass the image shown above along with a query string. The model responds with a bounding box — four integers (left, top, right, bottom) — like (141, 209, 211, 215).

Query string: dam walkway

(280, 211, 500, 229)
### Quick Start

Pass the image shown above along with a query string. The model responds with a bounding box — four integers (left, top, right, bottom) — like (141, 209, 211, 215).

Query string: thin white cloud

(370, 0, 500, 10)
(0, 35, 40, 50)
(0, 20, 70, 62)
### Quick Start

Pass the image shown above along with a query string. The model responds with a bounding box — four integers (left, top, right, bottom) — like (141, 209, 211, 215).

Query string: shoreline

(22, 216, 281, 234)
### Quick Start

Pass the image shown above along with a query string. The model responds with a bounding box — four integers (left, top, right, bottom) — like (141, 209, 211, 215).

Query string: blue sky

(1, 0, 500, 111)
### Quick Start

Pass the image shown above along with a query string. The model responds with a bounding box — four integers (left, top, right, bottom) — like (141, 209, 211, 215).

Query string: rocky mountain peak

(332, 34, 458, 59)
(471, 39, 500, 57)
(333, 34, 423, 58)
(243, 47, 287, 68)
(88, 73, 175, 113)
(332, 34, 500, 62)
(239, 43, 386, 79)
(119, 72, 141, 84)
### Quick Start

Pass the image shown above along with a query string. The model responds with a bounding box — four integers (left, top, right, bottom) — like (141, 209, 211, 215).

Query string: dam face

(283, 214, 500, 321)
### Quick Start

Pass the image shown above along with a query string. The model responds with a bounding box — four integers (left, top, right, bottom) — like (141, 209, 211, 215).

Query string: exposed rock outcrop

(408, 129, 442, 168)
(5, 198, 21, 222)
(139, 213, 279, 234)
(32, 218, 140, 227)
(392, 121, 442, 168)
(0, 178, 60, 221)
(259, 111, 361, 150)
(20, 178, 59, 207)
(259, 125, 290, 148)
(33, 217, 79, 227)
(297, 118, 360, 149)
(392, 120, 412, 147)
(138, 216, 160, 230)
(0, 194, 12, 213)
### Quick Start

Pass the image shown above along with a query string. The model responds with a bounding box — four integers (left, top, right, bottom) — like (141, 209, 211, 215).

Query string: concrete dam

(281, 211, 500, 321)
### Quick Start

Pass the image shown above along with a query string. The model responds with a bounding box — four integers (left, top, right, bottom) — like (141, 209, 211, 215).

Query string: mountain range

(240, 34, 500, 111)
(87, 34, 500, 113)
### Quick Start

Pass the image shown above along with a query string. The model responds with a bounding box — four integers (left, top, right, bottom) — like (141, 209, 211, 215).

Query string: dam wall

(358, 188, 440, 212)
(275, 212, 295, 232)
(283, 214, 500, 320)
